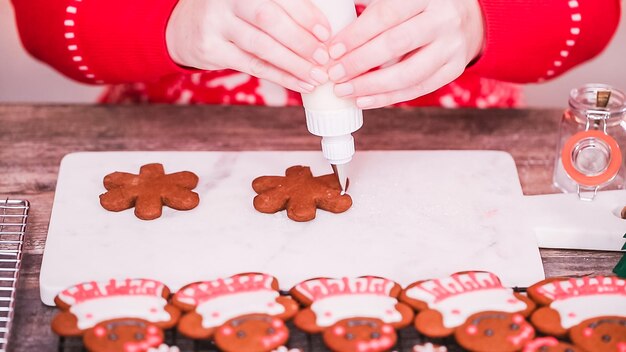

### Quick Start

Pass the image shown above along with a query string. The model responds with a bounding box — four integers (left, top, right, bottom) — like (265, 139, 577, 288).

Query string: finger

(328, 0, 428, 59)
(333, 41, 450, 98)
(233, 0, 330, 65)
(272, 0, 332, 42)
(328, 13, 438, 83)
(224, 18, 328, 85)
(355, 62, 466, 109)
(215, 42, 316, 94)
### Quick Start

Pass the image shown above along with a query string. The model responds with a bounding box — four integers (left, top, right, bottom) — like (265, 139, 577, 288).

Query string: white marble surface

(525, 190, 626, 251)
(39, 151, 545, 305)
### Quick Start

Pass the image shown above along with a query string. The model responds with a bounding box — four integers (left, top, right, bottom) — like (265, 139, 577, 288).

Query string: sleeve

(10, 0, 190, 84)
(468, 0, 621, 83)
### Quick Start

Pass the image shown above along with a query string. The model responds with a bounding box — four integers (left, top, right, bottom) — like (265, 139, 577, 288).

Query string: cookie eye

(108, 333, 118, 341)
(345, 333, 354, 340)
(509, 323, 520, 331)
(602, 335, 611, 343)
(483, 329, 494, 337)
(236, 330, 246, 339)
(267, 327, 276, 335)
(370, 332, 381, 339)
(134, 333, 144, 340)
(539, 347, 549, 352)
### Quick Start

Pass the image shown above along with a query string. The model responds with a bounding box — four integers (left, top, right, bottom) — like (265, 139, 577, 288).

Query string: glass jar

(553, 83, 626, 200)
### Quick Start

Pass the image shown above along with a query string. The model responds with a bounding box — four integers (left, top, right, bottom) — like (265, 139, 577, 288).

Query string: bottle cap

(305, 107, 363, 137)
(321, 135, 354, 165)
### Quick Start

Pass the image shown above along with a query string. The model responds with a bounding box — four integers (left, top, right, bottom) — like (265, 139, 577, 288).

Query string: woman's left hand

(327, 0, 485, 109)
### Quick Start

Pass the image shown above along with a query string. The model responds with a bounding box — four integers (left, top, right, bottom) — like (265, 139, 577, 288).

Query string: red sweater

(11, 0, 620, 107)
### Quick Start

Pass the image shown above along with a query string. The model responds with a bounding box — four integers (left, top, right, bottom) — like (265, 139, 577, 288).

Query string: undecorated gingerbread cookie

(252, 165, 352, 222)
(172, 273, 299, 352)
(399, 271, 535, 338)
(522, 337, 582, 352)
(569, 316, 626, 352)
(290, 277, 414, 352)
(527, 276, 626, 338)
(454, 312, 535, 352)
(99, 163, 199, 220)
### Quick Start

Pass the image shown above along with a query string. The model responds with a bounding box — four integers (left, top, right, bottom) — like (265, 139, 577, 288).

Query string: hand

(166, 0, 333, 94)
(326, 0, 485, 109)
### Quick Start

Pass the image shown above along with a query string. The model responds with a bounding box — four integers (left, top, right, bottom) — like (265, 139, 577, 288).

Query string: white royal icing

(196, 290, 285, 328)
(311, 294, 402, 327)
(70, 296, 170, 330)
(148, 344, 180, 352)
(413, 343, 448, 352)
(551, 294, 626, 329)
(406, 288, 526, 328)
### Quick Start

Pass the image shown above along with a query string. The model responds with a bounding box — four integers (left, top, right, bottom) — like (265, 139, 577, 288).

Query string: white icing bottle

(302, 0, 363, 192)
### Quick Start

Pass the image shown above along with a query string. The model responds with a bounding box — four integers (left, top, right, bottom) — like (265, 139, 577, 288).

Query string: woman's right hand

(166, 0, 332, 93)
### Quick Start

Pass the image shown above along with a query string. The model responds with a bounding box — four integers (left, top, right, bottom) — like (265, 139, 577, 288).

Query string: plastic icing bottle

(302, 0, 363, 192)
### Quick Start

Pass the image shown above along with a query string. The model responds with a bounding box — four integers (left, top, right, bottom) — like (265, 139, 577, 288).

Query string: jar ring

(561, 130, 622, 187)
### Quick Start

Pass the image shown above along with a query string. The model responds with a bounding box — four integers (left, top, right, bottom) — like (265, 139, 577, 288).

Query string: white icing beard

(551, 294, 626, 329)
(195, 290, 285, 328)
(407, 289, 526, 328)
(311, 294, 402, 327)
(70, 296, 170, 330)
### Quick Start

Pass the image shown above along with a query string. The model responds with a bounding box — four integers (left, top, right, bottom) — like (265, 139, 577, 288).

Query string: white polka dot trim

(64, 0, 99, 82)
(539, 1, 581, 81)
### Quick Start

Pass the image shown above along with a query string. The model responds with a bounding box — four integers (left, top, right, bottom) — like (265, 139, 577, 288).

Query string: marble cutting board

(39, 151, 545, 305)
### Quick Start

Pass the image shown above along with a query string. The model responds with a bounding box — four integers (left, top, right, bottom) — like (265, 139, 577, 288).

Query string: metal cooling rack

(0, 199, 29, 352)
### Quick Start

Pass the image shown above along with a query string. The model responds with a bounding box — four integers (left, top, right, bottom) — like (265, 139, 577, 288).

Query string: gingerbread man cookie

(99, 163, 199, 220)
(290, 277, 414, 352)
(454, 312, 535, 352)
(83, 318, 164, 352)
(527, 276, 626, 338)
(569, 316, 626, 352)
(172, 273, 299, 352)
(399, 272, 535, 338)
(522, 337, 582, 352)
(252, 166, 352, 222)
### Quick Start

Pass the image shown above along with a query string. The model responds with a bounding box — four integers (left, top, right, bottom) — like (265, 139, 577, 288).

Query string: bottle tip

(332, 163, 350, 193)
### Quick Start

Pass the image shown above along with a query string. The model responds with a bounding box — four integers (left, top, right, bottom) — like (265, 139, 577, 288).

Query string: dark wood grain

(1, 104, 622, 352)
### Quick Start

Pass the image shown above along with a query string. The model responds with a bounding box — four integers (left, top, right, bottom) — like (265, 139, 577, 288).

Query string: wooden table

(1, 105, 622, 351)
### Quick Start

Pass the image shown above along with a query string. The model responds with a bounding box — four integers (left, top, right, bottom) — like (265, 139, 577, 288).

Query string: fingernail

(310, 67, 328, 85)
(356, 96, 375, 108)
(335, 83, 354, 97)
(329, 43, 347, 59)
(313, 48, 329, 66)
(328, 64, 346, 82)
(313, 24, 330, 42)
(298, 81, 316, 92)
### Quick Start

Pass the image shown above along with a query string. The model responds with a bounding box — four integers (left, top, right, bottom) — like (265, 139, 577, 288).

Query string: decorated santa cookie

(569, 316, 626, 352)
(83, 318, 164, 352)
(527, 276, 626, 338)
(290, 277, 414, 352)
(454, 312, 535, 352)
(172, 273, 298, 352)
(522, 337, 583, 352)
(399, 271, 536, 338)
(52, 278, 180, 337)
